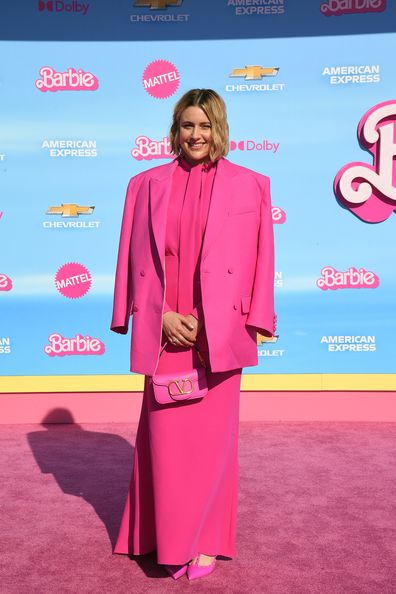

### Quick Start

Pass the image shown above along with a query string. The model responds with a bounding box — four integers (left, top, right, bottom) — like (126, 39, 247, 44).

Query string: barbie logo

(0, 274, 12, 291)
(44, 333, 105, 356)
(320, 0, 386, 15)
(272, 206, 286, 224)
(316, 266, 379, 290)
(35, 66, 99, 92)
(131, 136, 172, 160)
(335, 100, 396, 223)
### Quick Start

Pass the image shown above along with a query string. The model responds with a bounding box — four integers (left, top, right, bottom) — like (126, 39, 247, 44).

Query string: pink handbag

(152, 341, 208, 404)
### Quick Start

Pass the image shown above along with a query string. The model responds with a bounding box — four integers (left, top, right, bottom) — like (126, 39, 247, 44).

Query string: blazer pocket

(241, 294, 251, 314)
(229, 209, 256, 216)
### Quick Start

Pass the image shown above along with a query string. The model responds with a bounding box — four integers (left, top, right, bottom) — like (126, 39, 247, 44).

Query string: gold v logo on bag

(168, 378, 193, 396)
(152, 341, 208, 404)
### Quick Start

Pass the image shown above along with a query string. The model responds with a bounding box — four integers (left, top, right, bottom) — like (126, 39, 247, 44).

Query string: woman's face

(178, 105, 212, 164)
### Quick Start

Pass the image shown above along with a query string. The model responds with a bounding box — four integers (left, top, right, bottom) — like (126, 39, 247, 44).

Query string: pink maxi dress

(113, 156, 242, 566)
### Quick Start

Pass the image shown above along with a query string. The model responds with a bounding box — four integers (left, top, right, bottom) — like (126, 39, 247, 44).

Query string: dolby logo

(230, 139, 280, 154)
(38, 1, 90, 15)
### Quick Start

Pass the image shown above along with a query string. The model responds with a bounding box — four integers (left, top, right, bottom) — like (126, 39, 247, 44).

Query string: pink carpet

(1, 419, 395, 593)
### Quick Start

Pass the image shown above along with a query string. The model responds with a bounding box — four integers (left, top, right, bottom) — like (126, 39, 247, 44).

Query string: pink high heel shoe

(187, 554, 217, 581)
(163, 563, 188, 580)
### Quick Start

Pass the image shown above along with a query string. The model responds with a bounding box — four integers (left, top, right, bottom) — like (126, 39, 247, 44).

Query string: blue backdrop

(1, 0, 395, 388)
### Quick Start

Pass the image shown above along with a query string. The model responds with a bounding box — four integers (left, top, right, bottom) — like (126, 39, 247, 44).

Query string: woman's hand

(163, 311, 203, 347)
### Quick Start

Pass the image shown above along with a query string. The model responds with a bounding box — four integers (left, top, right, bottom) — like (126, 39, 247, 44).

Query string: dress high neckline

(178, 155, 215, 173)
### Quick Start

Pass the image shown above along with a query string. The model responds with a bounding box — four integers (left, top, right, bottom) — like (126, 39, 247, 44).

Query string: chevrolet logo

(257, 334, 279, 345)
(230, 66, 279, 80)
(134, 0, 182, 9)
(46, 204, 95, 217)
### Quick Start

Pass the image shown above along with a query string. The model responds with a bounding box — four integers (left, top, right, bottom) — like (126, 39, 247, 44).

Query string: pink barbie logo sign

(335, 100, 396, 223)
(55, 262, 92, 298)
(0, 274, 12, 291)
(320, 0, 386, 16)
(142, 60, 180, 99)
(316, 266, 379, 290)
(44, 333, 105, 356)
(131, 135, 173, 160)
(272, 207, 286, 224)
(36, 66, 99, 92)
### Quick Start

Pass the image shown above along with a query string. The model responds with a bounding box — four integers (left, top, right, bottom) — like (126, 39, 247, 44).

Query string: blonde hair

(169, 89, 229, 161)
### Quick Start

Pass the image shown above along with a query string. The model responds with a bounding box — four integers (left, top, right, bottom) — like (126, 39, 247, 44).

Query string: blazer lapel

(149, 157, 239, 275)
(149, 159, 179, 275)
(201, 157, 238, 262)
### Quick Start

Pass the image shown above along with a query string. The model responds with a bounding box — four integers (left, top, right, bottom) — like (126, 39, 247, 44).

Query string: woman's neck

(180, 153, 211, 167)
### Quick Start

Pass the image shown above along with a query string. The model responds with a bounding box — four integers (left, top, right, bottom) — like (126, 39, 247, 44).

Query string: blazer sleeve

(189, 300, 204, 322)
(163, 300, 172, 314)
(245, 175, 276, 338)
(110, 176, 140, 334)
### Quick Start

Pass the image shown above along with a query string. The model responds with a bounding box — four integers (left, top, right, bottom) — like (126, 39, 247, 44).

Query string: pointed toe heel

(164, 563, 188, 580)
(187, 555, 217, 581)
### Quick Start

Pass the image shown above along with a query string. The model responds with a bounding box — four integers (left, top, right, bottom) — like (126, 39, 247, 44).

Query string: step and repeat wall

(1, 0, 396, 391)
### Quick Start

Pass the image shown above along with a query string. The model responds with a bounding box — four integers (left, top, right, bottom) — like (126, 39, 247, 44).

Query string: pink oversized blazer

(110, 156, 275, 375)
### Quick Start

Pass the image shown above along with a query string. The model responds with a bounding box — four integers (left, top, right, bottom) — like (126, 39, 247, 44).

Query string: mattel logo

(230, 139, 279, 154)
(55, 262, 92, 299)
(142, 60, 180, 99)
(38, 1, 90, 15)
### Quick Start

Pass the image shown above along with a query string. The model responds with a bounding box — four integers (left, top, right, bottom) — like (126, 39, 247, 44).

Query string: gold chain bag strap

(152, 340, 208, 404)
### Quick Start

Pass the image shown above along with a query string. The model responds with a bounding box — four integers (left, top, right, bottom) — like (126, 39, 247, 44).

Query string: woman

(110, 89, 275, 581)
